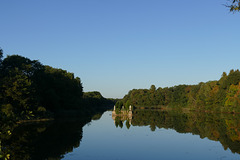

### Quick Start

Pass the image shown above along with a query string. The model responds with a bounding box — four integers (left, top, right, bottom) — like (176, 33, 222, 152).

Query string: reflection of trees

(126, 120, 131, 129)
(117, 109, 240, 154)
(112, 113, 132, 129)
(1, 119, 87, 160)
(0, 108, 106, 160)
(114, 117, 123, 128)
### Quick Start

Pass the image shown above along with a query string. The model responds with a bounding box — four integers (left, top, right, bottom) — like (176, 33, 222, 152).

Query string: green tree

(0, 48, 112, 123)
(150, 85, 156, 92)
(37, 65, 83, 110)
(0, 55, 43, 120)
(115, 101, 123, 109)
(116, 69, 240, 113)
(125, 100, 130, 110)
(224, 83, 240, 112)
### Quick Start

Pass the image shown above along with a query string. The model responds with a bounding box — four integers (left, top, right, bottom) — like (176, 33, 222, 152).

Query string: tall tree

(0, 55, 43, 119)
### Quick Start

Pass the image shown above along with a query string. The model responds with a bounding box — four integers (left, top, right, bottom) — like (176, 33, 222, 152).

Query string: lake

(2, 109, 240, 160)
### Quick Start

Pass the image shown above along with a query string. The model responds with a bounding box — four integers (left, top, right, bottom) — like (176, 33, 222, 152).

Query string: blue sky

(0, 0, 239, 98)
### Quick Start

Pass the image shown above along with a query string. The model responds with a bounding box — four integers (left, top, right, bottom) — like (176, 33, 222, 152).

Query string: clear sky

(0, 0, 239, 98)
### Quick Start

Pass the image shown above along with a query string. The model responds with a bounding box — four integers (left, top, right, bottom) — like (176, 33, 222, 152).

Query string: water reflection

(1, 109, 240, 160)
(113, 109, 240, 154)
(0, 112, 103, 160)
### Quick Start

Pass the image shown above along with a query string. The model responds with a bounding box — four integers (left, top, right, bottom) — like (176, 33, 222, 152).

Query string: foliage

(115, 101, 123, 110)
(0, 55, 45, 120)
(82, 91, 114, 113)
(117, 70, 240, 113)
(227, 0, 240, 12)
(0, 48, 113, 159)
(0, 49, 113, 122)
(37, 65, 83, 111)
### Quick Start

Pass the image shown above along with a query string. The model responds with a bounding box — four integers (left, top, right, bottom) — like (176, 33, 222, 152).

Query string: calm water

(63, 110, 240, 160)
(2, 110, 240, 160)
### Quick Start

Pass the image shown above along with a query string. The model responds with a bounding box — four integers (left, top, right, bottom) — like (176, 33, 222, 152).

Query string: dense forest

(0, 48, 114, 122)
(0, 48, 115, 159)
(116, 70, 240, 113)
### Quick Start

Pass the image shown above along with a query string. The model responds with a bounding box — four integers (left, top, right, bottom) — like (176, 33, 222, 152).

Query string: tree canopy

(0, 49, 114, 122)
(117, 69, 240, 113)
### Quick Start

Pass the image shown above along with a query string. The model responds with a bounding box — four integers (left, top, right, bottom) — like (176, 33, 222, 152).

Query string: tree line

(116, 70, 240, 113)
(0, 48, 114, 122)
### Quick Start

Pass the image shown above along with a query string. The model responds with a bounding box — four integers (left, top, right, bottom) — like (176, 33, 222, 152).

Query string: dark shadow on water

(2, 109, 240, 159)
(0, 111, 104, 160)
